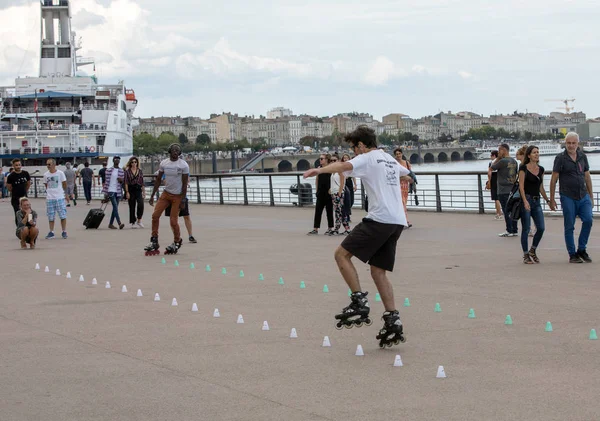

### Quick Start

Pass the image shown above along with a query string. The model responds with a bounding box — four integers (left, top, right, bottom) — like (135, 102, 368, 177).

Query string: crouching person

(16, 197, 39, 249)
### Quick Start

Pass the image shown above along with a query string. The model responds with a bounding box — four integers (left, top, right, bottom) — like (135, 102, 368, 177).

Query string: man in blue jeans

(550, 132, 594, 263)
(491, 143, 519, 237)
(101, 156, 125, 229)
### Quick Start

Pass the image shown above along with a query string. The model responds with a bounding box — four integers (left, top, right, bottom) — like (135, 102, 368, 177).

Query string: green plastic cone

(375, 293, 381, 302)
(278, 277, 284, 285)
(590, 329, 598, 340)
(258, 273, 264, 281)
(468, 308, 476, 319)
(403, 298, 410, 307)
(505, 315, 513, 325)
(221, 268, 227, 275)
(206, 265, 211, 272)
(239, 270, 244, 278)
(348, 288, 352, 297)
(434, 303, 442, 313)
(190, 263, 195, 269)
(300, 281, 306, 289)
(323, 284, 329, 293)
(161, 257, 166, 264)
(545, 321, 553, 332)
(174, 260, 179, 267)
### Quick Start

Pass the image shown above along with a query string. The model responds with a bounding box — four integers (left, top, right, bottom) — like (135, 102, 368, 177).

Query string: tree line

(133, 132, 270, 156)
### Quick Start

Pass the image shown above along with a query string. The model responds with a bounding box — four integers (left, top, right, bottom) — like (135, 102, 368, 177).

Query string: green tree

(377, 132, 395, 146)
(178, 133, 189, 144)
(157, 132, 179, 149)
(251, 138, 269, 151)
(299, 136, 318, 147)
(196, 133, 211, 145)
(133, 132, 159, 156)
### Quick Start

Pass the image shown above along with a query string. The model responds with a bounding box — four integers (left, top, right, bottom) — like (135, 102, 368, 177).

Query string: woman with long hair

(329, 154, 351, 235)
(307, 154, 334, 235)
(124, 156, 145, 228)
(518, 145, 549, 264)
(394, 148, 413, 228)
(341, 153, 356, 222)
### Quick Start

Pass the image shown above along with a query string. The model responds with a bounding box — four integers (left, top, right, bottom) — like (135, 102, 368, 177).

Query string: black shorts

(490, 173, 498, 201)
(340, 218, 404, 272)
(165, 198, 189, 217)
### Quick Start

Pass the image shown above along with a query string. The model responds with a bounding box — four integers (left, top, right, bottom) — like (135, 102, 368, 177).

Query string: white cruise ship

(476, 140, 562, 159)
(0, 0, 137, 171)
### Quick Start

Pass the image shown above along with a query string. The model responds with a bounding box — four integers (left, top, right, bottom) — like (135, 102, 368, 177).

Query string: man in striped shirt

(101, 156, 125, 229)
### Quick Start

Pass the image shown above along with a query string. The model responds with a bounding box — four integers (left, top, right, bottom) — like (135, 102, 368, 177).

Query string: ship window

(113, 116, 118, 125)
(57, 48, 71, 58)
(42, 48, 55, 58)
(121, 101, 126, 112)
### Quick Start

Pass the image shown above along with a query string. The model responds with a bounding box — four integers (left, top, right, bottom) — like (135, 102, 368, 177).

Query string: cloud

(73, 9, 106, 28)
(458, 70, 474, 79)
(364, 56, 399, 86)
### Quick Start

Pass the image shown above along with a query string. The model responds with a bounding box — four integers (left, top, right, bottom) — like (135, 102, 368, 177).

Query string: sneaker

(509, 233, 519, 237)
(86, 201, 90, 205)
(498, 231, 510, 237)
(569, 254, 584, 263)
(108, 224, 117, 229)
(577, 249, 592, 263)
(66, 204, 71, 207)
(45, 231, 55, 239)
(307, 229, 318, 235)
(189, 236, 197, 243)
(73, 199, 77, 206)
(328, 230, 339, 236)
(131, 223, 137, 229)
(61, 231, 68, 239)
(136, 221, 144, 228)
(342, 230, 351, 235)
(324, 229, 333, 236)
(119, 223, 125, 230)
(494, 215, 503, 220)
(523, 252, 534, 264)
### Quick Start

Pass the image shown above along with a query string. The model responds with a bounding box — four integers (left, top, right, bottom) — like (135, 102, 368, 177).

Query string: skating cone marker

(355, 345, 364, 356)
(505, 315, 513, 325)
(44, 266, 49, 273)
(237, 314, 244, 324)
(348, 288, 352, 297)
(323, 285, 329, 293)
(434, 303, 442, 313)
(300, 281, 306, 289)
(262, 321, 270, 331)
(278, 277, 284, 285)
(375, 293, 382, 302)
(121, 285, 128, 293)
(589, 329, 598, 340)
(221, 268, 227, 275)
(239, 270, 244, 278)
(545, 321, 553, 332)
(258, 273, 264, 281)
(137, 289, 143, 297)
(174, 260, 179, 267)
(190, 263, 195, 269)
(322, 336, 331, 347)
(35, 263, 40, 270)
(206, 265, 211, 272)
(213, 308, 220, 318)
(436, 365, 447, 378)
(55, 269, 61, 276)
(79, 275, 85, 282)
(66, 272, 71, 279)
(290, 328, 298, 338)
(171, 298, 178, 306)
(91, 278, 97, 285)
(161, 257, 166, 264)
(191, 303, 198, 312)
(393, 354, 404, 367)
(404, 298, 411, 307)
(154, 293, 160, 302)
(468, 308, 476, 319)
(105, 281, 111, 289)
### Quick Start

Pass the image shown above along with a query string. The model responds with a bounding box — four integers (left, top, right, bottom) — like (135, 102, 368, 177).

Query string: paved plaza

(1, 199, 599, 421)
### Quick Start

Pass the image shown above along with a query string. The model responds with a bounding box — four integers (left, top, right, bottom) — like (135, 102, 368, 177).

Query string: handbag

(506, 181, 522, 221)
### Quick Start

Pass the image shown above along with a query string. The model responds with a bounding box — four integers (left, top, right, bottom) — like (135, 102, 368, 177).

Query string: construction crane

(545, 98, 576, 114)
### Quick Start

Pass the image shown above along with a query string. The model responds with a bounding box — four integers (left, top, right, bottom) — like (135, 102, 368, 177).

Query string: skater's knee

(334, 246, 351, 262)
(370, 266, 386, 281)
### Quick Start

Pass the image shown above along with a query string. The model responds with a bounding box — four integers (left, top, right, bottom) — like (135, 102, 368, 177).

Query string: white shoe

(498, 231, 510, 237)
(494, 215, 503, 220)
(136, 221, 144, 228)
(131, 223, 137, 229)
(509, 233, 519, 237)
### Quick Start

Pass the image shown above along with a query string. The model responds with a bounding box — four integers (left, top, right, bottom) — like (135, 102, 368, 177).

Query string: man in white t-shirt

(43, 158, 69, 239)
(303, 125, 410, 348)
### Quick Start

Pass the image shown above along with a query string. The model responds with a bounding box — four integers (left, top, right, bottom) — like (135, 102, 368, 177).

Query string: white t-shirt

(343, 149, 410, 226)
(108, 168, 120, 193)
(159, 158, 190, 194)
(43, 170, 67, 200)
(330, 173, 342, 194)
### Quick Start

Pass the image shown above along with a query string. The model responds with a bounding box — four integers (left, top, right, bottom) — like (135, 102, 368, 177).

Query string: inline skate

(376, 310, 406, 348)
(334, 291, 372, 329)
(144, 236, 160, 256)
(164, 239, 183, 255)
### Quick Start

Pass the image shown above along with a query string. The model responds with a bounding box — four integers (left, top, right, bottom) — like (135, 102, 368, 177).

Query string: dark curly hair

(343, 125, 377, 149)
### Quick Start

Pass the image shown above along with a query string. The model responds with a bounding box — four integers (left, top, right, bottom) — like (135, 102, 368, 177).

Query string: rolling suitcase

(83, 202, 107, 229)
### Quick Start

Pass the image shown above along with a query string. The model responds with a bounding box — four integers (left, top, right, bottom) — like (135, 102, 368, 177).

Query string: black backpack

(506, 181, 522, 221)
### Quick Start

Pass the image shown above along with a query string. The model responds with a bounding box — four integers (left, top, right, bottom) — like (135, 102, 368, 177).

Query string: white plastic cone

(66, 272, 71, 279)
(355, 345, 364, 356)
(121, 285, 127, 293)
(35, 263, 40, 270)
(105, 281, 111, 289)
(91, 278, 97, 285)
(393, 355, 403, 367)
(322, 336, 331, 347)
(436, 365, 446, 378)
(262, 321, 270, 331)
(55, 269, 61, 276)
(80, 275, 85, 282)
(171, 298, 178, 306)
(136, 289, 143, 297)
(213, 308, 220, 318)
(44, 266, 49, 273)
(154, 293, 160, 302)
(237, 314, 244, 324)
(290, 328, 298, 338)
(191, 303, 198, 312)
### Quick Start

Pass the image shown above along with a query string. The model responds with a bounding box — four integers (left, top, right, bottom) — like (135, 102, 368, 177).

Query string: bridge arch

(296, 159, 310, 171)
(438, 152, 448, 162)
(278, 160, 293, 172)
(464, 151, 475, 161)
(451, 151, 461, 161)
(409, 153, 420, 164)
(423, 153, 435, 163)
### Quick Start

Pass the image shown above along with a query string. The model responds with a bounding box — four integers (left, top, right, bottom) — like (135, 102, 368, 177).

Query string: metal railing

(22, 171, 600, 214)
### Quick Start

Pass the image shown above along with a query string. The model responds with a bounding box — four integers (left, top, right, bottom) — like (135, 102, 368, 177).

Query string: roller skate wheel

(400, 336, 406, 343)
(343, 323, 352, 329)
(365, 318, 373, 326)
(393, 339, 400, 345)
(355, 321, 363, 328)
(335, 322, 343, 330)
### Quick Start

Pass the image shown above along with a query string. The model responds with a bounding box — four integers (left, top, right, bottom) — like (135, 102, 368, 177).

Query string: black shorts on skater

(340, 218, 404, 272)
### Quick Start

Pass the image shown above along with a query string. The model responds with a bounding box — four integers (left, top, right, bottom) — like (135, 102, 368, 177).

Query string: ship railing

(2, 104, 118, 114)
(21, 171, 600, 215)
(0, 124, 108, 132)
(0, 137, 103, 155)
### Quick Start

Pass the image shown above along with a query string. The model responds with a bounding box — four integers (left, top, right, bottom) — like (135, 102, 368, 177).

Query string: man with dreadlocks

(145, 143, 190, 255)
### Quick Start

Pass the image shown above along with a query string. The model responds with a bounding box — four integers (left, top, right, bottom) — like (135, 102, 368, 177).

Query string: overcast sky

(1, 0, 598, 120)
